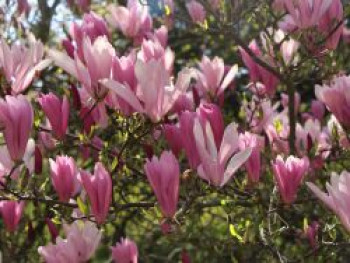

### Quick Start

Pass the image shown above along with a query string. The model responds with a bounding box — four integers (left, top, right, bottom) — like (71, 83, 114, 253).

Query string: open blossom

(0, 36, 51, 94)
(194, 119, 252, 187)
(307, 171, 350, 232)
(49, 36, 114, 100)
(0, 201, 25, 232)
(272, 155, 309, 204)
(315, 75, 350, 128)
(196, 56, 238, 97)
(38, 221, 101, 262)
(79, 162, 112, 224)
(38, 93, 70, 139)
(144, 151, 180, 218)
(107, 0, 152, 41)
(102, 59, 193, 122)
(49, 36, 115, 128)
(186, 0, 206, 24)
(50, 156, 80, 202)
(0, 95, 33, 162)
(111, 238, 138, 263)
(238, 132, 265, 184)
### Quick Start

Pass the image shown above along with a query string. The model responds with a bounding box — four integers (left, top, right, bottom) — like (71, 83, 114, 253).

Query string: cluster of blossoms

(0, 0, 349, 261)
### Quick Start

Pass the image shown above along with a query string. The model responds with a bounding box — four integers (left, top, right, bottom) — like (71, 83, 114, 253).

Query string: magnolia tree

(0, 0, 350, 262)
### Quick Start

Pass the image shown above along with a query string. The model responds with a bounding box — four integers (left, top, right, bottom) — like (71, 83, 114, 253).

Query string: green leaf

(229, 224, 243, 243)
(77, 197, 89, 216)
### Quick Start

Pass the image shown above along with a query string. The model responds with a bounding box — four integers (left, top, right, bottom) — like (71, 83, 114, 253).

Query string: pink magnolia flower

(50, 156, 80, 202)
(144, 151, 180, 218)
(272, 155, 309, 204)
(0, 201, 25, 232)
(151, 25, 168, 48)
(69, 12, 110, 61)
(194, 119, 252, 187)
(302, 100, 325, 121)
(239, 41, 279, 96)
(307, 171, 350, 232)
(0, 37, 51, 94)
(163, 111, 201, 168)
(38, 221, 101, 262)
(305, 221, 319, 249)
(196, 56, 238, 97)
(315, 75, 350, 128)
(318, 0, 344, 50)
(280, 38, 299, 65)
(138, 39, 175, 73)
(49, 36, 114, 101)
(186, 0, 206, 24)
(238, 132, 265, 184)
(197, 102, 224, 148)
(265, 111, 290, 154)
(102, 59, 193, 122)
(38, 93, 70, 139)
(111, 238, 138, 263)
(279, 0, 343, 50)
(79, 162, 112, 224)
(0, 95, 33, 162)
(280, 0, 333, 30)
(107, 0, 152, 41)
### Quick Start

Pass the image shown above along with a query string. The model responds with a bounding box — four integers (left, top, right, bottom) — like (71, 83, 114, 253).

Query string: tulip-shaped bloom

(144, 151, 180, 218)
(196, 56, 238, 97)
(163, 111, 201, 169)
(315, 75, 350, 128)
(102, 59, 193, 122)
(307, 171, 350, 233)
(111, 238, 138, 263)
(186, 0, 206, 24)
(272, 155, 309, 204)
(197, 103, 224, 148)
(50, 156, 79, 202)
(49, 36, 114, 100)
(0, 201, 25, 232)
(194, 119, 252, 187)
(0, 95, 33, 162)
(238, 132, 265, 184)
(38, 221, 101, 262)
(0, 37, 51, 94)
(38, 93, 70, 139)
(280, 38, 299, 65)
(79, 162, 112, 224)
(107, 0, 152, 41)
